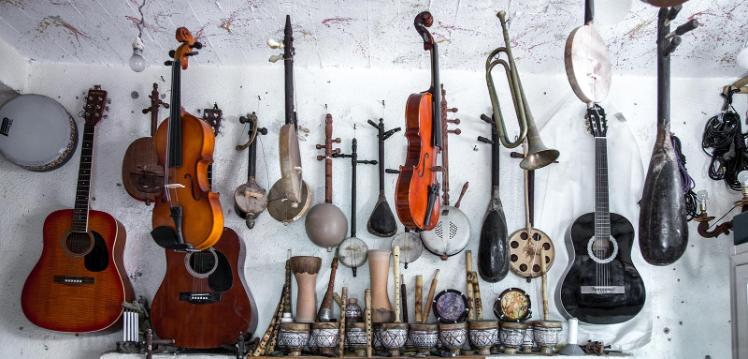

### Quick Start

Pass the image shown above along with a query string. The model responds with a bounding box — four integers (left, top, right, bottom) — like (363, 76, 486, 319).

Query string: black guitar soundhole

(208, 250, 233, 292)
(84, 231, 109, 272)
(188, 251, 217, 275)
(66, 232, 93, 255)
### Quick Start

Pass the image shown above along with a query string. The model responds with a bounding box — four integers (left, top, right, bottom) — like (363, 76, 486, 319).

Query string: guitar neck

(72, 123, 96, 233)
(594, 137, 611, 238)
(284, 15, 296, 128)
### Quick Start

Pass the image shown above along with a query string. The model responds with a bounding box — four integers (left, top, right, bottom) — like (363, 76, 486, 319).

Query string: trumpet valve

(267, 38, 284, 49)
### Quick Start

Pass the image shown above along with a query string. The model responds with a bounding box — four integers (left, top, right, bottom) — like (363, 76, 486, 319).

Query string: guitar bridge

(54, 275, 94, 286)
(179, 292, 221, 304)
(580, 286, 625, 295)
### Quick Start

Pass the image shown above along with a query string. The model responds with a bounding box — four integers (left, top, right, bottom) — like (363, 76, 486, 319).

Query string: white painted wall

(0, 60, 741, 359)
(0, 36, 29, 92)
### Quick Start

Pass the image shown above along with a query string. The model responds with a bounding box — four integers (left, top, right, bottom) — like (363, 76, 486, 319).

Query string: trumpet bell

(520, 147, 559, 171)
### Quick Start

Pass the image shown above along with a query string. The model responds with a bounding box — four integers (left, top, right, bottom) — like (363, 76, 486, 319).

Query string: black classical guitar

(558, 105, 645, 324)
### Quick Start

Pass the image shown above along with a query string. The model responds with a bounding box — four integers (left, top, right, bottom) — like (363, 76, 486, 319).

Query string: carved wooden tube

(290, 256, 322, 323)
(414, 275, 423, 323)
(368, 249, 393, 323)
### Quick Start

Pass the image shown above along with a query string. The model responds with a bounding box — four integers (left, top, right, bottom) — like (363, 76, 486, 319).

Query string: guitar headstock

(170, 27, 203, 70)
(414, 11, 435, 50)
(202, 103, 222, 136)
(84, 85, 108, 126)
(586, 104, 607, 138)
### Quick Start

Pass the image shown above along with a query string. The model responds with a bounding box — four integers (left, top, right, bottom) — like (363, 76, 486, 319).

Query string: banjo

(421, 86, 470, 260)
(0, 94, 78, 171)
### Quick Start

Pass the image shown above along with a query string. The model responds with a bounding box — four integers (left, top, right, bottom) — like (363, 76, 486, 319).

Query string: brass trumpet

(486, 11, 559, 170)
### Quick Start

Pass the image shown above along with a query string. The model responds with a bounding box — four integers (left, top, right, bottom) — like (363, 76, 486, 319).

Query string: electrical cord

(702, 90, 748, 191)
(671, 134, 698, 219)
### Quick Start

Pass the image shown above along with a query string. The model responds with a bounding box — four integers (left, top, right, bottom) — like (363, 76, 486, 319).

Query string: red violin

(395, 11, 443, 231)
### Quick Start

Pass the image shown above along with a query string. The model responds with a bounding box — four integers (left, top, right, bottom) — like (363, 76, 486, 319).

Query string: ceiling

(0, 0, 745, 76)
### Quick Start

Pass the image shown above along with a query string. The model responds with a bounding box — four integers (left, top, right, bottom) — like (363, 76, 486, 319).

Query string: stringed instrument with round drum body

(234, 113, 268, 229)
(267, 15, 312, 224)
(366, 118, 400, 237)
(151, 27, 223, 251)
(122, 83, 169, 204)
(395, 11, 443, 232)
(564, 0, 612, 105)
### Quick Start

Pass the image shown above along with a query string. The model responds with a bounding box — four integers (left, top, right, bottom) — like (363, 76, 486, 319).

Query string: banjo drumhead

(0, 94, 77, 171)
(421, 206, 471, 259)
(564, 25, 612, 104)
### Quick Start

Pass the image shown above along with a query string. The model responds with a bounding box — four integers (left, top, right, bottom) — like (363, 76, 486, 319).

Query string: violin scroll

(414, 11, 435, 49)
(171, 27, 203, 69)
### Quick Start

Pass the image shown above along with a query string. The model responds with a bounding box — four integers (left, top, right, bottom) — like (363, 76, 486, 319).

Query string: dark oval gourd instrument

(122, 83, 168, 204)
(395, 11, 443, 231)
(558, 105, 645, 324)
(151, 27, 223, 251)
(477, 113, 509, 283)
(366, 118, 400, 237)
(639, 4, 698, 265)
(234, 113, 268, 229)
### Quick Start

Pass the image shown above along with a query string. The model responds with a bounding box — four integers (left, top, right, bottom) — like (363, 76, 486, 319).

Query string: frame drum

(0, 94, 77, 171)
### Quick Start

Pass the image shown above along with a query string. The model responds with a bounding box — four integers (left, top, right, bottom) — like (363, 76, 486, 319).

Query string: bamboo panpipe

(422, 269, 440, 321)
(318, 257, 340, 321)
(414, 275, 423, 323)
(339, 287, 347, 358)
(393, 246, 401, 323)
(365, 289, 372, 358)
(465, 250, 476, 321)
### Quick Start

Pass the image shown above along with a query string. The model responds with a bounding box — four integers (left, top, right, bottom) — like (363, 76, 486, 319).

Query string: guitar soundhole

(185, 250, 218, 278)
(65, 232, 93, 256)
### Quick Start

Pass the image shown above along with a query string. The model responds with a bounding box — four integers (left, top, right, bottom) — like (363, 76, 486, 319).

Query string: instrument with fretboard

(558, 105, 645, 324)
(22, 86, 134, 333)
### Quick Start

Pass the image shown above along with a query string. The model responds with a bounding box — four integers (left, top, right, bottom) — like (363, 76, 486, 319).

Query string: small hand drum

(337, 236, 368, 276)
(392, 231, 423, 268)
(494, 288, 531, 322)
(433, 289, 468, 323)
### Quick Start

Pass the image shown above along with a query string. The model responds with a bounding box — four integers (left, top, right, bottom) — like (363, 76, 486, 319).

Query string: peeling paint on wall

(35, 15, 88, 44)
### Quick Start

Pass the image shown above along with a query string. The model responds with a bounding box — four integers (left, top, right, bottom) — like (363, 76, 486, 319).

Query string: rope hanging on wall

(701, 89, 748, 191)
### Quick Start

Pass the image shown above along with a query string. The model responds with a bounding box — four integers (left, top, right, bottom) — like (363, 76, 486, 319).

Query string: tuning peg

(164, 60, 174, 66)
(186, 51, 199, 57)
(269, 54, 284, 63)
(359, 160, 378, 165)
(447, 119, 460, 124)
(479, 114, 493, 124)
(333, 138, 341, 143)
(168, 50, 176, 58)
(333, 148, 342, 155)
(316, 155, 325, 161)
(316, 144, 325, 149)
(258, 127, 268, 135)
(477, 136, 492, 144)
(664, 36, 681, 56)
(674, 18, 699, 36)
(385, 169, 400, 174)
(367, 119, 378, 128)
(447, 107, 458, 113)
(193, 41, 204, 49)
(448, 129, 461, 135)
(267, 38, 284, 49)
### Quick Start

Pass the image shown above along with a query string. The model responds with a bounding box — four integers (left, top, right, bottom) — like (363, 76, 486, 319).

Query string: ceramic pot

(522, 326, 535, 353)
(346, 298, 363, 323)
(278, 322, 310, 356)
(380, 323, 408, 357)
(311, 322, 339, 356)
(533, 320, 562, 355)
(409, 323, 438, 356)
(373, 324, 384, 352)
(368, 250, 394, 323)
(289, 256, 322, 323)
(439, 322, 467, 357)
(346, 322, 368, 357)
(500, 322, 528, 355)
(468, 320, 498, 355)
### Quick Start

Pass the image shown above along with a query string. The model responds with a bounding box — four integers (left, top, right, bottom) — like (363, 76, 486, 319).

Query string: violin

(122, 83, 168, 204)
(395, 11, 442, 231)
(151, 27, 224, 251)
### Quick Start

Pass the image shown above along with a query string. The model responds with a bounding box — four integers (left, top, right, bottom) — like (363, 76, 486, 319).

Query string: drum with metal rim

(0, 94, 77, 171)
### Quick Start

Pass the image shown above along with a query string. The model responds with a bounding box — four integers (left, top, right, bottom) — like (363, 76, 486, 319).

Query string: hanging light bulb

(129, 36, 146, 72)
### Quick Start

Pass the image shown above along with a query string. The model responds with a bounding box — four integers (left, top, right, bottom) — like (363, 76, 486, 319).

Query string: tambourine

(433, 289, 467, 323)
(493, 288, 531, 322)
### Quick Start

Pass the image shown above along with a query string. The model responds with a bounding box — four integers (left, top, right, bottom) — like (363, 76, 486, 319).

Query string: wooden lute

(234, 112, 268, 229)
(122, 83, 168, 204)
